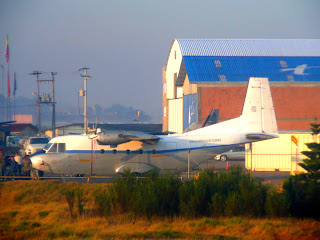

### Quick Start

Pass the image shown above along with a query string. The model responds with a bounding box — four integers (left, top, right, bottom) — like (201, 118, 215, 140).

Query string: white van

(24, 136, 50, 156)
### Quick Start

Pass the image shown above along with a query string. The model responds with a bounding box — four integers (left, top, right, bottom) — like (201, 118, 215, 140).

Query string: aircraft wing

(120, 131, 160, 145)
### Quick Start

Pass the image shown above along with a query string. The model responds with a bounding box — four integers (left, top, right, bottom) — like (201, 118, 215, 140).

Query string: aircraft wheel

(31, 169, 43, 179)
(220, 155, 227, 161)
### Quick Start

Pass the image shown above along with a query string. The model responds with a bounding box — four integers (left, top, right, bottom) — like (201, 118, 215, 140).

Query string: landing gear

(31, 168, 44, 179)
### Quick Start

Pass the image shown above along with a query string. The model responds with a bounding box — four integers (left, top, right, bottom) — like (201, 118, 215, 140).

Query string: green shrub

(109, 169, 137, 214)
(61, 186, 75, 219)
(282, 174, 320, 218)
(75, 188, 86, 217)
(93, 187, 111, 217)
(265, 189, 289, 217)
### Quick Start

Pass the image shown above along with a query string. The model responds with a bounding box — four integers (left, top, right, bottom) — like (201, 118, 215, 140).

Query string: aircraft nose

(30, 155, 44, 169)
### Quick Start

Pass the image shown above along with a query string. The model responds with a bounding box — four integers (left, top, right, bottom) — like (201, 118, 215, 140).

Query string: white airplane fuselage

(30, 78, 279, 176)
(30, 121, 248, 175)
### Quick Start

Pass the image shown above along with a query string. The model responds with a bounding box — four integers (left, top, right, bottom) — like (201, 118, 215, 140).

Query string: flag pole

(13, 72, 16, 120)
(6, 35, 10, 121)
(7, 67, 10, 121)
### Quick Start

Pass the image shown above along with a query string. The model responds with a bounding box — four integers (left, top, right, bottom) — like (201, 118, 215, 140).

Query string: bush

(93, 187, 111, 217)
(282, 174, 320, 218)
(109, 169, 138, 214)
(61, 186, 75, 219)
(75, 188, 86, 217)
(265, 189, 289, 217)
(180, 167, 268, 218)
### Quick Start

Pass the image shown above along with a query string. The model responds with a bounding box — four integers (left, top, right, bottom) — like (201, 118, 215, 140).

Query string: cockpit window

(58, 143, 66, 153)
(48, 143, 57, 153)
(44, 143, 52, 151)
(47, 143, 65, 153)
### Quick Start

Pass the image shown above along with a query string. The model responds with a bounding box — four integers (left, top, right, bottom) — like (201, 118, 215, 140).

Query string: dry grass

(0, 180, 319, 240)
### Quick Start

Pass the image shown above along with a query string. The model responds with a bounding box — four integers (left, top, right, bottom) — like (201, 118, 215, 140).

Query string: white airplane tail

(241, 77, 278, 138)
(186, 77, 278, 140)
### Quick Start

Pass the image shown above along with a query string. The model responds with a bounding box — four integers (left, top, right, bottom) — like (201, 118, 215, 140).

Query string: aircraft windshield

(48, 143, 57, 153)
(47, 143, 66, 153)
(44, 143, 52, 151)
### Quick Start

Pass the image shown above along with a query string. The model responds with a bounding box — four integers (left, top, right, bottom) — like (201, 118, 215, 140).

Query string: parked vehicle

(24, 136, 50, 156)
(214, 145, 245, 161)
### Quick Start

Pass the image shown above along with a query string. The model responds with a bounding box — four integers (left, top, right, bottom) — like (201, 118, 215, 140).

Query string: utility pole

(51, 72, 56, 137)
(30, 71, 42, 132)
(79, 67, 91, 134)
(30, 71, 56, 136)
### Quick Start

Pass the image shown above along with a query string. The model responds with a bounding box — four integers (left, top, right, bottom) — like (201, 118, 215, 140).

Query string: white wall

(165, 40, 183, 100)
(168, 98, 183, 133)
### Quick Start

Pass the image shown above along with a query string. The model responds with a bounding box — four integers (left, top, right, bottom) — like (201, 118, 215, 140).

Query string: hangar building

(163, 39, 320, 133)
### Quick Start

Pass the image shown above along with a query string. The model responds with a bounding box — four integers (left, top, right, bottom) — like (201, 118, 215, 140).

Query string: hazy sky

(1, 0, 320, 120)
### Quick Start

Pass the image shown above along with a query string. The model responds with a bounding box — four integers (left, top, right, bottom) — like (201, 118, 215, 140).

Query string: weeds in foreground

(0, 176, 319, 240)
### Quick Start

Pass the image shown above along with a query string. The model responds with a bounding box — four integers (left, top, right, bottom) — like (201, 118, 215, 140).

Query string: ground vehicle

(214, 145, 245, 161)
(24, 137, 50, 156)
(0, 127, 21, 156)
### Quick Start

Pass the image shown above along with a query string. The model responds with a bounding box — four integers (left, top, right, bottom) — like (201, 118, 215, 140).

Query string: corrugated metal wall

(246, 133, 318, 173)
(183, 94, 197, 131)
(168, 98, 183, 133)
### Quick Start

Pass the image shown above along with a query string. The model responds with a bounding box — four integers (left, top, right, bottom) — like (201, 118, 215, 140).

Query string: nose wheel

(31, 168, 44, 179)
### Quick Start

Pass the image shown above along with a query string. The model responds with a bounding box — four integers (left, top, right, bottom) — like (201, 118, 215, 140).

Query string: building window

(214, 60, 222, 68)
(280, 60, 288, 68)
(218, 75, 226, 82)
(286, 75, 294, 81)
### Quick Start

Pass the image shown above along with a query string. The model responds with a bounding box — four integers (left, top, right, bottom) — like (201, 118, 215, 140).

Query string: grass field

(0, 180, 319, 240)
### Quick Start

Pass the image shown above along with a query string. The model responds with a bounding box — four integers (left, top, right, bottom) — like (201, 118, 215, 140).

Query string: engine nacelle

(96, 131, 129, 146)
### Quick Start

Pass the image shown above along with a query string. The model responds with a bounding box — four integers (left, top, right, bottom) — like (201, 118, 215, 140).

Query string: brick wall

(200, 85, 320, 130)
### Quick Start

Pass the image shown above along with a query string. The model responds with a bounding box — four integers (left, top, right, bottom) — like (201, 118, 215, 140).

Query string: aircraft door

(67, 152, 80, 174)
(164, 143, 177, 171)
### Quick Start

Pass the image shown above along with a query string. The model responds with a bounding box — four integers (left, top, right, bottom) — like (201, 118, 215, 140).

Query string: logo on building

(280, 64, 320, 76)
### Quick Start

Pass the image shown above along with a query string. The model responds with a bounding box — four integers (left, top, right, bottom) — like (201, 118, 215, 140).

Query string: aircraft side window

(48, 143, 57, 153)
(126, 150, 130, 154)
(58, 143, 66, 153)
(152, 150, 156, 154)
(139, 149, 143, 154)
(112, 149, 117, 154)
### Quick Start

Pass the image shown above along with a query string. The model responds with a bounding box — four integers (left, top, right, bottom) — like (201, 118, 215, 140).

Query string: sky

(0, 0, 320, 121)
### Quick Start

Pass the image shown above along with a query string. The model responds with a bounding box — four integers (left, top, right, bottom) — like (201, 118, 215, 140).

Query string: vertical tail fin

(241, 78, 278, 136)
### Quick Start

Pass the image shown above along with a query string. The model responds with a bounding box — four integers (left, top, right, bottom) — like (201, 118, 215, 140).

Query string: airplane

(30, 77, 278, 176)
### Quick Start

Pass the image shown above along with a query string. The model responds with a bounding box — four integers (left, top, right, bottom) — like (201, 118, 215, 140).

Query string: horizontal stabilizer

(245, 133, 278, 140)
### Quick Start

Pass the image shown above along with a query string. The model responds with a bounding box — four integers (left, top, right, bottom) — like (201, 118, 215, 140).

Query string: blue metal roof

(174, 39, 320, 83)
(176, 39, 320, 57)
(184, 56, 320, 82)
